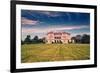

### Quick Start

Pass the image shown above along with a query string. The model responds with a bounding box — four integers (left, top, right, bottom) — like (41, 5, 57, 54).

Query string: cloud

(22, 25, 89, 34)
(39, 11, 61, 17)
(60, 25, 89, 30)
(21, 17, 39, 25)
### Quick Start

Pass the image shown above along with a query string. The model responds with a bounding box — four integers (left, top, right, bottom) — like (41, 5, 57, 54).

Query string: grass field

(21, 44, 90, 63)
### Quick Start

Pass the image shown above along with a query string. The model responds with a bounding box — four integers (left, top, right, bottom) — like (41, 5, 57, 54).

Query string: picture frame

(11, 0, 97, 72)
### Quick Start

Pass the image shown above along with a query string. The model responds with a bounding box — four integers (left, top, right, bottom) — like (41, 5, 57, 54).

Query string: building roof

(47, 31, 70, 35)
(47, 31, 53, 34)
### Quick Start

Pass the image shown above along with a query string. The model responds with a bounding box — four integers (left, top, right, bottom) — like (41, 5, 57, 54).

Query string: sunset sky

(21, 10, 90, 40)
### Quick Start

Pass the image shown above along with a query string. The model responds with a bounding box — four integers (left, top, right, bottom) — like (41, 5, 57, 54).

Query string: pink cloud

(22, 28, 35, 33)
(60, 26, 89, 30)
(44, 25, 89, 32)
(22, 25, 89, 34)
(21, 17, 38, 25)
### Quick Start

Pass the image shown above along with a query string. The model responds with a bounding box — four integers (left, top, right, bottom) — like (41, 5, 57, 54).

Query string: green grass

(21, 44, 90, 63)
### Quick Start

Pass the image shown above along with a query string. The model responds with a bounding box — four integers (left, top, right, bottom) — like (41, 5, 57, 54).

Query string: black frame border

(10, 1, 97, 73)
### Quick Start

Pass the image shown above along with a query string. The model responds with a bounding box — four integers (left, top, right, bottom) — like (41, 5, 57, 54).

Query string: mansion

(45, 31, 73, 44)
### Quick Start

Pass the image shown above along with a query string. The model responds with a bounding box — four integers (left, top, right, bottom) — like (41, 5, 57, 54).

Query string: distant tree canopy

(32, 36, 40, 44)
(21, 40, 24, 45)
(33, 36, 38, 41)
(81, 34, 90, 43)
(24, 35, 31, 44)
(71, 34, 90, 44)
(75, 35, 82, 43)
(21, 35, 45, 45)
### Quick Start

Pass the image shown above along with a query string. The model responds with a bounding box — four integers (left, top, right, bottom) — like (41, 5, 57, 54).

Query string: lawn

(21, 44, 90, 63)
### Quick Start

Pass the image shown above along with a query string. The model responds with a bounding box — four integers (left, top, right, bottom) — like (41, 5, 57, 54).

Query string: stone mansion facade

(45, 32, 72, 44)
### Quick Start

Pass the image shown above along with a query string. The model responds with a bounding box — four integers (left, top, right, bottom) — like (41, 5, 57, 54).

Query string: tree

(33, 36, 38, 41)
(75, 35, 82, 43)
(81, 34, 90, 43)
(21, 40, 24, 45)
(31, 36, 39, 43)
(24, 35, 31, 44)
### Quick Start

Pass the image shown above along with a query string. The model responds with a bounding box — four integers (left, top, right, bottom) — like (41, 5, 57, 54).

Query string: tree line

(21, 35, 45, 45)
(71, 34, 90, 44)
(21, 34, 90, 45)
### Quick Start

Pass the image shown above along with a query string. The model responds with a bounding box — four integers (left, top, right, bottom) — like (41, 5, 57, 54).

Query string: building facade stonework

(45, 32, 72, 44)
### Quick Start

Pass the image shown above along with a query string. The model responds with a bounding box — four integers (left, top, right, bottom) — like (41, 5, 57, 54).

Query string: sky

(21, 10, 90, 40)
